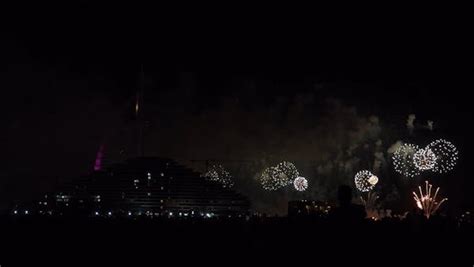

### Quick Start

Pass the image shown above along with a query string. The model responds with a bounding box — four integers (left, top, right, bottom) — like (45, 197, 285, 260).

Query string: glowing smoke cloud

(407, 114, 416, 134)
(427, 120, 434, 131)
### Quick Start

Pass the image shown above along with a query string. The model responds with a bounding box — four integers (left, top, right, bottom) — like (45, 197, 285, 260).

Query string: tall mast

(136, 64, 145, 157)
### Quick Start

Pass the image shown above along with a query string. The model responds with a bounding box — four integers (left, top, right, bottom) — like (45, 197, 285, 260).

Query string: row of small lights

(13, 210, 217, 218)
(15, 170, 226, 218)
(134, 172, 165, 189)
(13, 210, 29, 215)
(92, 211, 216, 218)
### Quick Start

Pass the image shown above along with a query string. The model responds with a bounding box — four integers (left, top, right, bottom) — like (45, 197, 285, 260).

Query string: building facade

(15, 157, 250, 218)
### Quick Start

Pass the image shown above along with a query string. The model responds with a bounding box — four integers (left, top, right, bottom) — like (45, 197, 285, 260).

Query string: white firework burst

(392, 143, 421, 178)
(293, 176, 308, 191)
(260, 161, 300, 191)
(276, 161, 299, 184)
(354, 170, 377, 192)
(427, 139, 459, 173)
(260, 166, 284, 191)
(201, 164, 234, 188)
(413, 147, 437, 171)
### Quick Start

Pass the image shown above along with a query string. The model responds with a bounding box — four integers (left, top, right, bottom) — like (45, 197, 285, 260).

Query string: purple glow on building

(94, 145, 104, 171)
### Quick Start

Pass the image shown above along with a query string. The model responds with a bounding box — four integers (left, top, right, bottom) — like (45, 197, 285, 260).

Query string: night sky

(2, 6, 474, 213)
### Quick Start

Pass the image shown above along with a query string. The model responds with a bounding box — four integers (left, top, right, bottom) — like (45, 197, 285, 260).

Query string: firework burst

(260, 166, 284, 191)
(392, 143, 421, 178)
(427, 139, 458, 173)
(412, 180, 448, 219)
(201, 164, 234, 188)
(276, 161, 299, 184)
(293, 176, 308, 191)
(354, 170, 378, 192)
(260, 161, 301, 191)
(413, 147, 437, 171)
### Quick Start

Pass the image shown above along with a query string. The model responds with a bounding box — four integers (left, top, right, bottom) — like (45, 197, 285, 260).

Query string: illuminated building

(24, 157, 249, 217)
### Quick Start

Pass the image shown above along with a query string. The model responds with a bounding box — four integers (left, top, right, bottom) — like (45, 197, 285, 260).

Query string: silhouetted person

(329, 185, 366, 224)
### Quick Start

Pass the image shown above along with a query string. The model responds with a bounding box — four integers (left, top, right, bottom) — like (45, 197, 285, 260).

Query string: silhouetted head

(337, 185, 353, 206)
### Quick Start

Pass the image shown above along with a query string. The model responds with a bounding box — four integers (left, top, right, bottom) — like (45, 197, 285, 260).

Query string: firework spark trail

(412, 181, 448, 219)
(360, 191, 379, 219)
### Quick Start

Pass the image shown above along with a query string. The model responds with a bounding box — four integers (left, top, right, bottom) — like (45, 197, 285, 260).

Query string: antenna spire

(136, 64, 145, 157)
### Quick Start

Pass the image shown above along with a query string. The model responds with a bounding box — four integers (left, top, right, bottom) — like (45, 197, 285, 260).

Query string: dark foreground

(0, 215, 473, 265)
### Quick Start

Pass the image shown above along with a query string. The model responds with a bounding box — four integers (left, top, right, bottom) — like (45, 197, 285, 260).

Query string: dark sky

(2, 6, 474, 212)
